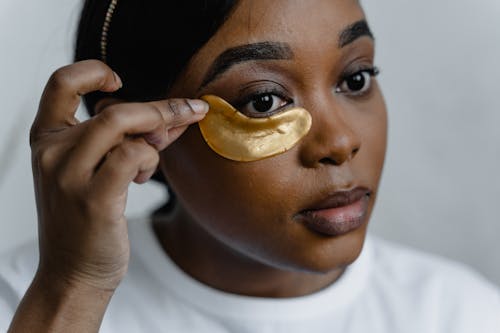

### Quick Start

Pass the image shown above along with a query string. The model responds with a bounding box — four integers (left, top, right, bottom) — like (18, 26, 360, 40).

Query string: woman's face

(161, 0, 387, 273)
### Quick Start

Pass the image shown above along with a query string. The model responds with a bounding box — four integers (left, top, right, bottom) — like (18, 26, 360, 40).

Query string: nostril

(319, 157, 339, 165)
(318, 146, 359, 166)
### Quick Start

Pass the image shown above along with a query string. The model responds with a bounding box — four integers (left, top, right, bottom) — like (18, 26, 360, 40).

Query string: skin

(9, 62, 209, 331)
(158, 0, 387, 297)
(9, 0, 386, 331)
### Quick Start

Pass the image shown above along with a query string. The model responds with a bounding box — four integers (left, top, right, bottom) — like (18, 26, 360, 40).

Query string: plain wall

(0, 0, 499, 286)
(363, 0, 500, 286)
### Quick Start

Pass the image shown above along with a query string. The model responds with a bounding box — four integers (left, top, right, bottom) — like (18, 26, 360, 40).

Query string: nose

(299, 99, 361, 168)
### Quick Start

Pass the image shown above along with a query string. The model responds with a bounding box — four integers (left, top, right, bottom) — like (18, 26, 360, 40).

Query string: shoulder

(367, 235, 500, 332)
(0, 240, 38, 331)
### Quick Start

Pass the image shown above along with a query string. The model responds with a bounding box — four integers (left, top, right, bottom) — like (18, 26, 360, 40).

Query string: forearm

(8, 271, 113, 333)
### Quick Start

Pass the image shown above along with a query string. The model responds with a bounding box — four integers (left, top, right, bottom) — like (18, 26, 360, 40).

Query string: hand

(29, 59, 208, 292)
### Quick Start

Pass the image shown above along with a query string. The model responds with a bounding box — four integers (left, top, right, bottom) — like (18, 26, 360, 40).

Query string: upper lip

(299, 186, 372, 213)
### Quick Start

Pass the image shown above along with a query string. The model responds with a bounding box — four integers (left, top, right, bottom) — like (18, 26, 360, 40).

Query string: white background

(0, 0, 499, 286)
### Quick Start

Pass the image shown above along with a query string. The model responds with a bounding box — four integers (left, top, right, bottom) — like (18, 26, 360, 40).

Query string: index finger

(32, 60, 122, 137)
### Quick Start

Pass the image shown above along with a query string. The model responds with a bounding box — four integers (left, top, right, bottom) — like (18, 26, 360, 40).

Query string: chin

(305, 232, 366, 274)
(258, 225, 368, 275)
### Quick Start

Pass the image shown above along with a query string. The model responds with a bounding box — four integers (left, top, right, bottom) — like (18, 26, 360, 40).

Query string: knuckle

(116, 141, 141, 162)
(48, 67, 74, 92)
(140, 145, 160, 172)
(149, 103, 165, 123)
(117, 139, 158, 165)
(97, 106, 123, 128)
(87, 60, 112, 86)
(33, 146, 58, 173)
(162, 98, 194, 126)
(167, 99, 183, 119)
(145, 148, 160, 167)
(82, 59, 108, 71)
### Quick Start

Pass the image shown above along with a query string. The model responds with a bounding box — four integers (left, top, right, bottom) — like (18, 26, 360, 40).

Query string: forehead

(180, 0, 366, 91)
(222, 0, 364, 41)
(213, 0, 363, 50)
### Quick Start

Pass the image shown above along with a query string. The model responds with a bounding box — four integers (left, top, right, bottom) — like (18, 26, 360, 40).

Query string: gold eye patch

(198, 95, 312, 162)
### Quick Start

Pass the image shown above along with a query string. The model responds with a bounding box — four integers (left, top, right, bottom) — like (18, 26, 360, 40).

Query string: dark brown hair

(74, 0, 239, 208)
(75, 0, 238, 115)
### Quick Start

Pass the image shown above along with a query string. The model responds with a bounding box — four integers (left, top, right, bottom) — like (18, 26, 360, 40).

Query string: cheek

(158, 98, 387, 272)
(353, 92, 388, 187)
(160, 124, 297, 242)
(370, 95, 388, 165)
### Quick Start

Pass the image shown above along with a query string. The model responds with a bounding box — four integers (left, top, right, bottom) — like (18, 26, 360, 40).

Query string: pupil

(252, 94, 273, 113)
(347, 73, 365, 91)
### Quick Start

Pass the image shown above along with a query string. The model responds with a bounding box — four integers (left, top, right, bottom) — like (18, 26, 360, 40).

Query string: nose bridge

(299, 92, 361, 167)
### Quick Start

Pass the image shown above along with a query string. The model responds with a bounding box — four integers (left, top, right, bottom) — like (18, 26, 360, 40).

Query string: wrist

(33, 266, 116, 302)
(8, 269, 115, 332)
(37, 254, 127, 292)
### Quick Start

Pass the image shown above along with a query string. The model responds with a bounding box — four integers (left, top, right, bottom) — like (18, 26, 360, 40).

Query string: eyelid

(236, 91, 294, 118)
(229, 81, 294, 118)
(335, 66, 380, 95)
(233, 89, 291, 109)
(340, 66, 379, 81)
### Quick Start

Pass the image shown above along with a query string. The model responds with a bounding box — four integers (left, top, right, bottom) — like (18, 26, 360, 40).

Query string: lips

(295, 187, 372, 236)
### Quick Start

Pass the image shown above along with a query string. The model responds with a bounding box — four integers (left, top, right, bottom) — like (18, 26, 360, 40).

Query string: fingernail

(113, 71, 123, 89)
(187, 99, 209, 114)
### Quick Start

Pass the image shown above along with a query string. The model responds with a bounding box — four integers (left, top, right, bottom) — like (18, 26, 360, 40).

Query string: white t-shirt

(1, 218, 499, 333)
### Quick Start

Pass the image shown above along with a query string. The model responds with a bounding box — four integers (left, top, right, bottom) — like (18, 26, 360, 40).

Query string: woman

(2, 0, 499, 332)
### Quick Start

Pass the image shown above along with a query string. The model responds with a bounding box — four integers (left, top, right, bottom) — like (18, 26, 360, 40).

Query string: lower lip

(296, 195, 370, 236)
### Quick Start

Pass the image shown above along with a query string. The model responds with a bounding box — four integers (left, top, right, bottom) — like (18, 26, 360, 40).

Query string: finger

(159, 98, 209, 128)
(145, 99, 209, 151)
(164, 125, 191, 147)
(30, 123, 88, 181)
(31, 60, 122, 140)
(89, 138, 159, 202)
(140, 98, 208, 150)
(64, 98, 207, 176)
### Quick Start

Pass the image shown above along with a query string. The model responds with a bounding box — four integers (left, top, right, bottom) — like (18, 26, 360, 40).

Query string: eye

(238, 93, 290, 117)
(335, 67, 379, 96)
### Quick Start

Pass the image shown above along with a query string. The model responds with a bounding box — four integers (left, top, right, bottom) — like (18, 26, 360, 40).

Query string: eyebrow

(200, 41, 294, 88)
(200, 20, 374, 89)
(338, 20, 373, 48)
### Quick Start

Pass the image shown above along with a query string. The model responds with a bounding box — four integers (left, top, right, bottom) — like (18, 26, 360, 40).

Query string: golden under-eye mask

(199, 95, 312, 162)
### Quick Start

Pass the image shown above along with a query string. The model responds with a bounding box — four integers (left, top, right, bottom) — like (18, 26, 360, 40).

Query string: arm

(9, 271, 113, 332)
(8, 60, 208, 332)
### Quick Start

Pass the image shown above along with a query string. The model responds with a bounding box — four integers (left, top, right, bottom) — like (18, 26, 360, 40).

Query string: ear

(94, 97, 124, 115)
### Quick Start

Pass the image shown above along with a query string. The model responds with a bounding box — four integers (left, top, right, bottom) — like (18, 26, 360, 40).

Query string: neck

(152, 201, 345, 298)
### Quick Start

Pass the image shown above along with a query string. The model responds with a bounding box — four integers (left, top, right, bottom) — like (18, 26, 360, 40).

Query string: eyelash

(233, 87, 293, 117)
(335, 66, 380, 96)
(231, 66, 380, 117)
